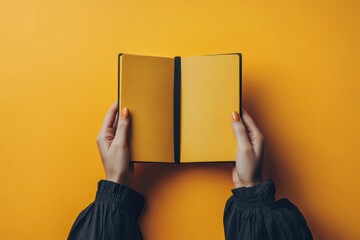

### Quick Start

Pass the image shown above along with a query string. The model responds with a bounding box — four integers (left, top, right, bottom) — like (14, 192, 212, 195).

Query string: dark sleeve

(223, 179, 313, 240)
(68, 180, 145, 240)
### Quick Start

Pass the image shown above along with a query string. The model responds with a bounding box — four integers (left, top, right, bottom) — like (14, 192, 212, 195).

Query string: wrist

(105, 174, 130, 186)
(234, 177, 263, 188)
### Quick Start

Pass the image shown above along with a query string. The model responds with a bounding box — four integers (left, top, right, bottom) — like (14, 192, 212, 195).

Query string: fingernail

(232, 111, 240, 121)
(121, 107, 129, 119)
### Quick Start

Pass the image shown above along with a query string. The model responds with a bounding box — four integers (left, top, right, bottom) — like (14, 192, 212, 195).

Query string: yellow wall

(0, 0, 359, 239)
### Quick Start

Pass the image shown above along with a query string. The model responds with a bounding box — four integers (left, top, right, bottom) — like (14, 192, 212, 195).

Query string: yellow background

(0, 0, 359, 239)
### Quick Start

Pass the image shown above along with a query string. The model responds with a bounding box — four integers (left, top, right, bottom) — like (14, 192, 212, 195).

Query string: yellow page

(180, 54, 240, 162)
(119, 54, 174, 162)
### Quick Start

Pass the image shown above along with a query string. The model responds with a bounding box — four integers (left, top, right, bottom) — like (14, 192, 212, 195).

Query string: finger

(101, 101, 118, 132)
(231, 111, 252, 151)
(97, 101, 118, 152)
(114, 107, 130, 146)
(112, 112, 119, 129)
(241, 108, 264, 156)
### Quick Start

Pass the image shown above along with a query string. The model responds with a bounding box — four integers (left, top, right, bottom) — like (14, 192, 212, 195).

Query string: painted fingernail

(121, 107, 129, 119)
(232, 111, 240, 121)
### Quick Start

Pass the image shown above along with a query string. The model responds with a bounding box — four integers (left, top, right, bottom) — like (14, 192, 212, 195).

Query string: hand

(96, 101, 133, 185)
(231, 109, 264, 188)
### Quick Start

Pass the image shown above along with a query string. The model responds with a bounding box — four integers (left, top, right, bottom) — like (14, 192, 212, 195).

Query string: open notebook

(118, 53, 241, 163)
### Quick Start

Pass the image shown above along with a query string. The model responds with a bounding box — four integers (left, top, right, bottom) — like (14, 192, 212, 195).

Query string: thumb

(231, 111, 251, 151)
(114, 107, 130, 146)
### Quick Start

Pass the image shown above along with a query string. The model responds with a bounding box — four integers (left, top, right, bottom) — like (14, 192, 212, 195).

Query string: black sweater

(68, 179, 313, 240)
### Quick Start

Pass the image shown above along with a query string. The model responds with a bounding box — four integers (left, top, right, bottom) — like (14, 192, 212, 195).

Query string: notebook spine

(174, 56, 181, 164)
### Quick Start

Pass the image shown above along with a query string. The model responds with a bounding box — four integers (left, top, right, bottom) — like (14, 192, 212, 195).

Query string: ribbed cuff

(231, 179, 276, 209)
(95, 180, 145, 220)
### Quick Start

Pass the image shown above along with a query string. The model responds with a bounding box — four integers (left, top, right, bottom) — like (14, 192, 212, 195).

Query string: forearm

(223, 180, 313, 240)
(68, 180, 145, 240)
